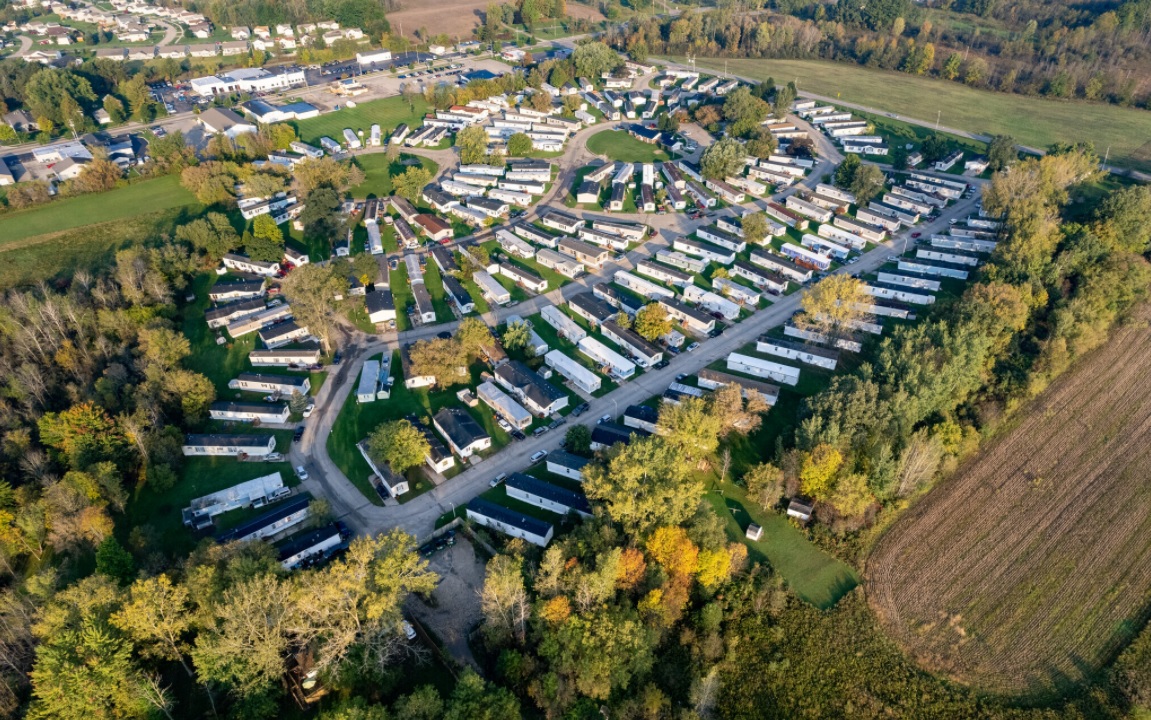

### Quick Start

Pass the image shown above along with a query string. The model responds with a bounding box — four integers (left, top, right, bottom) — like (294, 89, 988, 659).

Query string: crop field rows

(868, 305, 1151, 697)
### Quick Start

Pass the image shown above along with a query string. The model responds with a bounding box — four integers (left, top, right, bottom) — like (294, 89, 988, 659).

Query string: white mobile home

(780, 243, 832, 271)
(477, 381, 533, 430)
(545, 350, 601, 394)
(682, 285, 740, 321)
(578, 336, 636, 380)
(726, 352, 801, 386)
(356, 360, 380, 403)
(540, 304, 588, 343)
(756, 337, 839, 370)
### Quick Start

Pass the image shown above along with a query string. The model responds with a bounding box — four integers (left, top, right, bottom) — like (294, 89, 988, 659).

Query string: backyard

(325, 352, 517, 504)
(586, 129, 670, 163)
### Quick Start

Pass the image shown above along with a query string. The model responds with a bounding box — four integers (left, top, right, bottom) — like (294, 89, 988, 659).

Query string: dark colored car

(293, 427, 306, 441)
(654, 359, 670, 369)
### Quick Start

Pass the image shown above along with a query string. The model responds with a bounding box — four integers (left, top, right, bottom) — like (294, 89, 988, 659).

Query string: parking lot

(408, 532, 486, 669)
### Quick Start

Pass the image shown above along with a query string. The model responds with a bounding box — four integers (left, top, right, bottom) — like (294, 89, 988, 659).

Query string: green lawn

(0, 205, 198, 289)
(349, 154, 439, 199)
(0, 174, 199, 245)
(684, 57, 1151, 174)
(291, 95, 429, 146)
(326, 352, 515, 504)
(586, 129, 670, 163)
(125, 430, 298, 558)
(704, 488, 858, 609)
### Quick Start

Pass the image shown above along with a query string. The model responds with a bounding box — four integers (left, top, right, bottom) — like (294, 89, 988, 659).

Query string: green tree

(443, 670, 521, 720)
(834, 154, 862, 188)
(659, 396, 722, 459)
(743, 462, 784, 511)
(564, 425, 592, 455)
(393, 166, 432, 202)
(942, 52, 963, 80)
(456, 125, 490, 165)
(699, 138, 745, 180)
(300, 185, 346, 240)
(987, 134, 1017, 172)
(367, 420, 430, 475)
(584, 436, 703, 536)
(480, 555, 529, 644)
(28, 576, 157, 720)
(502, 320, 532, 352)
(38, 403, 130, 470)
(633, 303, 671, 341)
(772, 81, 797, 118)
(573, 41, 621, 79)
(741, 212, 770, 244)
(280, 262, 349, 353)
(95, 536, 136, 585)
(536, 607, 652, 701)
(506, 132, 532, 157)
(745, 129, 777, 159)
(849, 163, 885, 204)
(722, 86, 770, 137)
(800, 443, 843, 500)
(245, 215, 285, 262)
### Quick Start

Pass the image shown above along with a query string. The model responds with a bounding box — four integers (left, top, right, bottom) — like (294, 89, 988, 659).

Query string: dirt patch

(868, 306, 1151, 698)
(388, 0, 602, 38)
(408, 536, 486, 670)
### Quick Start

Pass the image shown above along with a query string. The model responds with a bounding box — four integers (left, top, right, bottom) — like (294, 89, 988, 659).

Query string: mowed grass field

(291, 96, 429, 146)
(868, 304, 1151, 698)
(684, 57, 1151, 173)
(0, 174, 198, 244)
(586, 129, 670, 163)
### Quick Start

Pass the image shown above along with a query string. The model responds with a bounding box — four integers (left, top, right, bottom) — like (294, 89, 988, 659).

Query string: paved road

(157, 21, 181, 48)
(9, 35, 32, 58)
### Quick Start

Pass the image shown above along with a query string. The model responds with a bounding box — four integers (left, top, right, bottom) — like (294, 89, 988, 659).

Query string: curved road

(288, 68, 985, 541)
(157, 21, 182, 48)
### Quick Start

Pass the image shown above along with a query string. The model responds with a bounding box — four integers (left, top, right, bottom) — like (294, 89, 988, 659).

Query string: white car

(686, 342, 700, 352)
(530, 450, 548, 464)
(401, 620, 417, 640)
(295, 465, 309, 481)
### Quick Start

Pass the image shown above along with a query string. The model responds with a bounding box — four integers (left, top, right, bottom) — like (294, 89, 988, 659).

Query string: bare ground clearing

(388, 0, 602, 38)
(868, 307, 1151, 698)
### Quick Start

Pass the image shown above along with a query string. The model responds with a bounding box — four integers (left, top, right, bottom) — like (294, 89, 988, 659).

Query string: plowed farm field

(868, 307, 1151, 698)
(387, 1, 603, 39)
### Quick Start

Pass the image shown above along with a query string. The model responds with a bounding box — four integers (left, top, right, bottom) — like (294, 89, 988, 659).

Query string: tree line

(609, 3, 1151, 109)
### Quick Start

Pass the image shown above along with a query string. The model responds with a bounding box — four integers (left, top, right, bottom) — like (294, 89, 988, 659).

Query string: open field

(291, 96, 429, 146)
(868, 305, 1151, 698)
(0, 174, 198, 244)
(387, 0, 603, 39)
(0, 205, 200, 289)
(683, 57, 1151, 174)
(586, 129, 670, 163)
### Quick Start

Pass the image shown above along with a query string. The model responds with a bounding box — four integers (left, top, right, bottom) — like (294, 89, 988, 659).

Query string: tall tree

(367, 420, 430, 475)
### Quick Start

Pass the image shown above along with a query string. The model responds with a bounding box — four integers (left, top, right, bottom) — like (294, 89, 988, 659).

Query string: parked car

(402, 621, 417, 640)
(530, 450, 548, 464)
(295, 465, 309, 480)
(293, 427, 306, 441)
(598, 414, 612, 424)
(489, 472, 508, 488)
(686, 342, 700, 352)
(654, 359, 670, 369)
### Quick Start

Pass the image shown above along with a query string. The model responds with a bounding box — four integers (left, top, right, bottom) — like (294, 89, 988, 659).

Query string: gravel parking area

(408, 535, 486, 670)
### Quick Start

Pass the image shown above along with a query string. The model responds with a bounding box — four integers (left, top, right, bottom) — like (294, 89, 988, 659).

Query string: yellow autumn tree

(800, 443, 843, 500)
